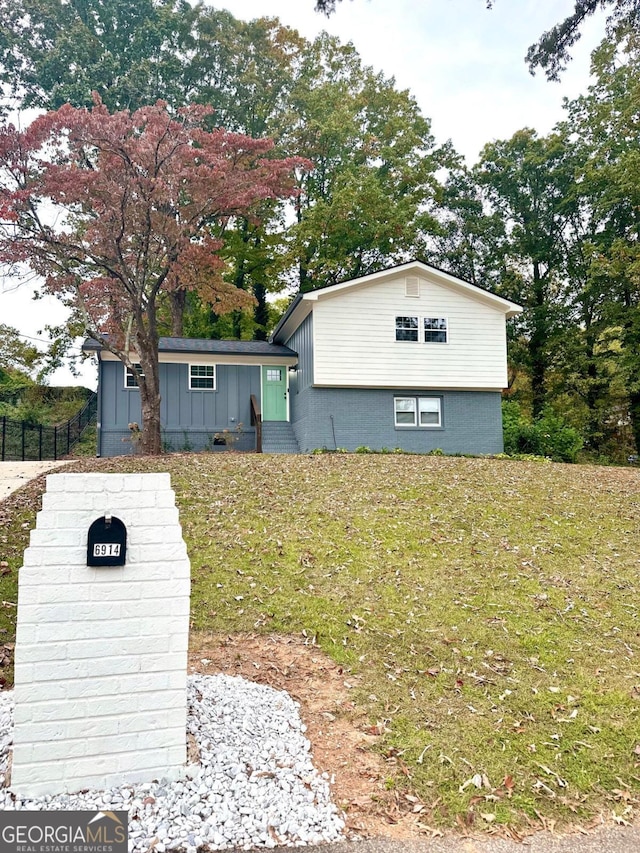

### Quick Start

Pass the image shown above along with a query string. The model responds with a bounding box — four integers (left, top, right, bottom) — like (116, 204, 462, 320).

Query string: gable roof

(83, 336, 296, 358)
(271, 259, 523, 344)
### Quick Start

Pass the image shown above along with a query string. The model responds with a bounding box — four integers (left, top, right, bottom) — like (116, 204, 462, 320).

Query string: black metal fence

(0, 393, 97, 461)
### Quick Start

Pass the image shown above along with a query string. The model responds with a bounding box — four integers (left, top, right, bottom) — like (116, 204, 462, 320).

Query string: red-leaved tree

(0, 97, 308, 454)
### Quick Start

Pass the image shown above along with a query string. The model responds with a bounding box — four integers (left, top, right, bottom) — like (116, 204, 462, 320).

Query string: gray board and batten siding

(286, 313, 314, 394)
(86, 337, 296, 457)
(97, 360, 261, 456)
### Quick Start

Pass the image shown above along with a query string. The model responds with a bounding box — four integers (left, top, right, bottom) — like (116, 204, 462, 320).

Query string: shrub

(502, 401, 583, 463)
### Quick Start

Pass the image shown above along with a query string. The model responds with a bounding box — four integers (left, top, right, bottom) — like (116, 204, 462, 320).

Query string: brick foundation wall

(290, 387, 504, 454)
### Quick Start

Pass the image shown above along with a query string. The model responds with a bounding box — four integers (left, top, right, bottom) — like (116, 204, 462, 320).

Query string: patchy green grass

(1, 453, 639, 828)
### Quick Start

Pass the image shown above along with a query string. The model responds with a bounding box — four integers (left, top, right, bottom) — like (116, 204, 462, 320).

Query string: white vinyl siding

(312, 274, 509, 389)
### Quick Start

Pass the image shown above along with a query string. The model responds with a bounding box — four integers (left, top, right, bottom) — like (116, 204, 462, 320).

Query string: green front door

(262, 365, 287, 421)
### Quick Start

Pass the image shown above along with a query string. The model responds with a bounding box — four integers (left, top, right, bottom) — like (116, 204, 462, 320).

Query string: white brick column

(11, 473, 191, 798)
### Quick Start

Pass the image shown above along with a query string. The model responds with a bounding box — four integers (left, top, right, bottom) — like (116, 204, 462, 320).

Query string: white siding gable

(312, 273, 509, 389)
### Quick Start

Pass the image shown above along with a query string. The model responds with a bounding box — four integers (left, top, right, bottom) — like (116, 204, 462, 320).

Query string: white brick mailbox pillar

(11, 472, 191, 798)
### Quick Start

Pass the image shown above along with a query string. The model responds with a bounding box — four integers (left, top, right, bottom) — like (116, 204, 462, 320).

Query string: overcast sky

(0, 0, 606, 387)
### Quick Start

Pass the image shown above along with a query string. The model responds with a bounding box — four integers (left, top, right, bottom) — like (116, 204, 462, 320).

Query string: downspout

(96, 350, 103, 457)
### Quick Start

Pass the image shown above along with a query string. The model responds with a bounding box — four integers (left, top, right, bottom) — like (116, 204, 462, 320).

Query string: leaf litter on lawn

(0, 452, 639, 834)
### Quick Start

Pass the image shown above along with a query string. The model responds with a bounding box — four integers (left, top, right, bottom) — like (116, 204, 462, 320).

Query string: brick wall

(290, 387, 504, 454)
(11, 473, 190, 798)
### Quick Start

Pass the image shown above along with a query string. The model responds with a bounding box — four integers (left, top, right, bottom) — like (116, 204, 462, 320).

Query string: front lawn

(1, 453, 638, 829)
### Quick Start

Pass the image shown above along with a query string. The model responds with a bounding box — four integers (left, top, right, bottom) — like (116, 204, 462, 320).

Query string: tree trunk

(529, 262, 547, 419)
(232, 227, 248, 338)
(253, 280, 268, 341)
(135, 325, 163, 455)
(139, 385, 163, 455)
(629, 391, 640, 455)
(169, 290, 187, 337)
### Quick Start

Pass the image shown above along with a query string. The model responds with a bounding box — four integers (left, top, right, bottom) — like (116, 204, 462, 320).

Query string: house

(85, 260, 522, 456)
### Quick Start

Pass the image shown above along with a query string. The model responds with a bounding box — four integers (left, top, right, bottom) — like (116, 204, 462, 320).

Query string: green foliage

(67, 424, 97, 457)
(0, 383, 91, 425)
(0, 0, 202, 113)
(0, 324, 41, 374)
(503, 401, 583, 462)
(277, 32, 448, 291)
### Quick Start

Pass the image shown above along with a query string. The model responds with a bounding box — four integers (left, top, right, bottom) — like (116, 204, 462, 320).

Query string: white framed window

(124, 363, 144, 388)
(395, 316, 419, 342)
(266, 368, 282, 382)
(419, 397, 441, 426)
(394, 396, 442, 428)
(424, 317, 448, 343)
(189, 364, 216, 390)
(395, 316, 448, 343)
(394, 397, 417, 425)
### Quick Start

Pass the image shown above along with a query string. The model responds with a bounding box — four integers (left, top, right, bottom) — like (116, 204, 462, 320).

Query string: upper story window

(395, 316, 419, 342)
(189, 364, 215, 390)
(124, 363, 144, 388)
(395, 316, 448, 343)
(424, 317, 448, 343)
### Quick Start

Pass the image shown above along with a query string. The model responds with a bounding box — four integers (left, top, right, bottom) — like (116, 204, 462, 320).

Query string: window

(395, 316, 418, 342)
(394, 396, 442, 428)
(395, 316, 448, 343)
(189, 364, 215, 390)
(424, 317, 447, 343)
(394, 397, 417, 425)
(419, 397, 441, 426)
(124, 363, 144, 388)
(266, 368, 282, 382)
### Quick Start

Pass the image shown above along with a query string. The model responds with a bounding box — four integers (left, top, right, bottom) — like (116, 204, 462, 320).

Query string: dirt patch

(189, 632, 429, 840)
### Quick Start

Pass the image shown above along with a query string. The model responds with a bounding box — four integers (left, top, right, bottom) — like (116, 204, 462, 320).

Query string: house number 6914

(93, 543, 121, 557)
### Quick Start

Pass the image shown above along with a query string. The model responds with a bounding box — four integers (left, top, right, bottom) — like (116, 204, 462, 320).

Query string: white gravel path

(0, 673, 346, 852)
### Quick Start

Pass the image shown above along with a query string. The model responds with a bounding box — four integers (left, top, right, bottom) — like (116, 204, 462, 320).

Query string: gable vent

(405, 276, 420, 297)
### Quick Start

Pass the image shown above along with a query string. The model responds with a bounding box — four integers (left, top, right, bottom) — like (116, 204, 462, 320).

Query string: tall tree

(476, 129, 578, 418)
(184, 12, 305, 337)
(278, 33, 445, 291)
(0, 0, 200, 113)
(422, 165, 506, 291)
(560, 34, 640, 451)
(0, 98, 306, 453)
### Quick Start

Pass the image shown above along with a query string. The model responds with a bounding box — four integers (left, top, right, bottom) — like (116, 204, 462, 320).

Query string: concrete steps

(262, 421, 300, 454)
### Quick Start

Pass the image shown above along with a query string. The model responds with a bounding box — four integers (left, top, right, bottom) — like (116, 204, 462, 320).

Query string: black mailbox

(87, 515, 127, 567)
